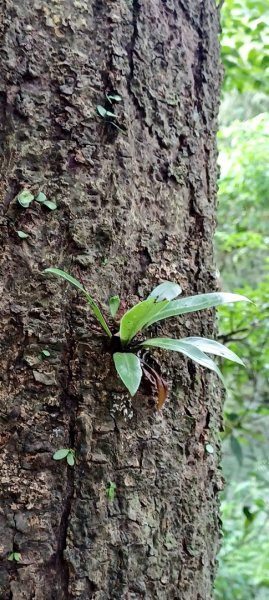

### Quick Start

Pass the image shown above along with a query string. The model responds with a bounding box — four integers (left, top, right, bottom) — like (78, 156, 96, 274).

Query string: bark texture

(0, 1, 222, 598)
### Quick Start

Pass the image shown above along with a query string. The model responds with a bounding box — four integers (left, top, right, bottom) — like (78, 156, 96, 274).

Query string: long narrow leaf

(181, 337, 244, 365)
(119, 298, 169, 345)
(146, 292, 251, 327)
(141, 337, 225, 384)
(148, 281, 182, 301)
(113, 352, 142, 396)
(44, 268, 112, 337)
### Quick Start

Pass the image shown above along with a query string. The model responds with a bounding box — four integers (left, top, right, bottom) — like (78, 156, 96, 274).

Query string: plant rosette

(44, 268, 251, 410)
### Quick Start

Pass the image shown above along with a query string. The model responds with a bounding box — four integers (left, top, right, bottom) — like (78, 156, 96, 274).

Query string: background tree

(0, 1, 222, 598)
(215, 0, 269, 597)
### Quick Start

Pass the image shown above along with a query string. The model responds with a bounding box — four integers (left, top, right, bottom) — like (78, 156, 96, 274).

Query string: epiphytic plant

(16, 189, 57, 210)
(106, 481, 117, 502)
(44, 268, 250, 409)
(96, 92, 126, 134)
(53, 448, 75, 466)
(8, 552, 21, 562)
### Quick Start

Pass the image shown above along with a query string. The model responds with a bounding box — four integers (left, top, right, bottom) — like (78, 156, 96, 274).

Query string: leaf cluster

(17, 189, 57, 211)
(44, 269, 249, 408)
(53, 448, 75, 466)
(221, 0, 269, 95)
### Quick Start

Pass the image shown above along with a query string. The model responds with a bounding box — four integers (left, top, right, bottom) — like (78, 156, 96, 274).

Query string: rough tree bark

(0, 1, 222, 598)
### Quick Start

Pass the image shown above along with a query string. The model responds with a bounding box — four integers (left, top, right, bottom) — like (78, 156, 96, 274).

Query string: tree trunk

(0, 1, 222, 598)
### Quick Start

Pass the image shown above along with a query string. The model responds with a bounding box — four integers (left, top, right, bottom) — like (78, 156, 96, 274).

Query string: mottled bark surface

(0, 1, 222, 598)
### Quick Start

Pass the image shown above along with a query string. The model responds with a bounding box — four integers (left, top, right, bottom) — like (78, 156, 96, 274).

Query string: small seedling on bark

(44, 269, 250, 409)
(17, 190, 34, 208)
(109, 296, 121, 318)
(16, 189, 57, 210)
(96, 105, 116, 119)
(205, 444, 214, 454)
(41, 349, 50, 358)
(96, 93, 126, 135)
(35, 191, 57, 210)
(8, 552, 21, 562)
(106, 93, 122, 104)
(106, 481, 116, 501)
(53, 448, 75, 466)
(16, 230, 29, 239)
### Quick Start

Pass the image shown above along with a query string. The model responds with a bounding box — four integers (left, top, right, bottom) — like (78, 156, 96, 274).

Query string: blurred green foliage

(221, 0, 269, 94)
(215, 477, 269, 600)
(216, 113, 269, 287)
(215, 1, 269, 598)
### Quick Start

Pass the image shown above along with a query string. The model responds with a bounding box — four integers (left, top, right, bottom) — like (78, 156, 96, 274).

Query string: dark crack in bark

(53, 308, 78, 599)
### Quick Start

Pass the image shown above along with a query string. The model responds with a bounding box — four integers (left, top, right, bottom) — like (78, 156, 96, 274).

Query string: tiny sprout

(205, 444, 214, 454)
(106, 93, 122, 103)
(43, 200, 57, 210)
(35, 192, 57, 210)
(109, 296, 121, 318)
(36, 192, 47, 203)
(41, 349, 50, 358)
(8, 552, 21, 562)
(96, 105, 116, 119)
(53, 448, 75, 466)
(16, 230, 29, 239)
(17, 190, 34, 208)
(106, 481, 116, 501)
(96, 98, 127, 135)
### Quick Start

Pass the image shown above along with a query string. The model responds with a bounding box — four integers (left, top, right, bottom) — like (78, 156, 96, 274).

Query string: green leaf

(67, 452, 75, 466)
(35, 192, 47, 203)
(13, 553, 22, 562)
(106, 110, 117, 118)
(17, 190, 34, 208)
(109, 295, 121, 318)
(96, 105, 107, 118)
(41, 349, 50, 357)
(205, 443, 214, 454)
(113, 352, 142, 396)
(106, 93, 122, 103)
(44, 268, 87, 293)
(180, 337, 245, 365)
(43, 200, 57, 210)
(96, 105, 116, 119)
(16, 230, 29, 239)
(141, 338, 225, 384)
(119, 298, 169, 344)
(106, 481, 117, 501)
(146, 292, 251, 327)
(53, 448, 70, 460)
(230, 435, 243, 465)
(8, 552, 21, 562)
(148, 281, 182, 301)
(44, 268, 112, 338)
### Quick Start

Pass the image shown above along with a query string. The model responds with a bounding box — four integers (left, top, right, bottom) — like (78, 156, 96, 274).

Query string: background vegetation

(214, 1, 269, 598)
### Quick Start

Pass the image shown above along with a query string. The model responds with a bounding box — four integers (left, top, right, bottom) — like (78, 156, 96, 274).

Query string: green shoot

(106, 481, 117, 501)
(43, 272, 250, 409)
(16, 230, 29, 239)
(109, 295, 121, 318)
(17, 190, 34, 208)
(8, 552, 21, 562)
(53, 448, 75, 466)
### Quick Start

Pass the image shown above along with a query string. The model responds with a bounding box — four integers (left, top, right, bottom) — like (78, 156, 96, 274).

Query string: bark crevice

(53, 307, 79, 599)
